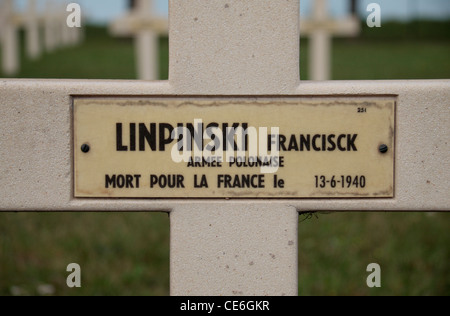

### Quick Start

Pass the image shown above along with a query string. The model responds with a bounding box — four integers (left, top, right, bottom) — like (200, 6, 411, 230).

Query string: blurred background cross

(1, 0, 20, 75)
(301, 0, 360, 80)
(24, 0, 41, 59)
(109, 0, 168, 80)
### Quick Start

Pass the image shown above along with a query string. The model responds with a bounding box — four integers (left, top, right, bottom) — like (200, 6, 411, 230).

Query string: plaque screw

(379, 144, 388, 154)
(81, 144, 90, 153)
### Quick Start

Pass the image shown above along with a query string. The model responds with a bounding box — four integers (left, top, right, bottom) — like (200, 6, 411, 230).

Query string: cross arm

(109, 14, 168, 37)
(300, 16, 360, 36)
(0, 79, 448, 212)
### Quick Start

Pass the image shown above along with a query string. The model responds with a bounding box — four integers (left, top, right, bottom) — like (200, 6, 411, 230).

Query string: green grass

(331, 39, 450, 80)
(0, 25, 449, 296)
(0, 213, 170, 296)
(298, 212, 449, 296)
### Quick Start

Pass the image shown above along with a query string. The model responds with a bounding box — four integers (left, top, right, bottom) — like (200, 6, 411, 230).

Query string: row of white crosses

(110, 0, 358, 81)
(0, 0, 83, 76)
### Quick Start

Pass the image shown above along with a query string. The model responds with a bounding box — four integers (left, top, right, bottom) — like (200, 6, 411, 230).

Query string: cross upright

(25, 0, 42, 60)
(0, 1, 5, 43)
(1, 0, 20, 76)
(44, 0, 67, 52)
(0, 0, 449, 297)
(44, 0, 58, 52)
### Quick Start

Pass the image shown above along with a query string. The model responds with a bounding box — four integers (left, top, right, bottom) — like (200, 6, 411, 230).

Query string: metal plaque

(73, 97, 395, 198)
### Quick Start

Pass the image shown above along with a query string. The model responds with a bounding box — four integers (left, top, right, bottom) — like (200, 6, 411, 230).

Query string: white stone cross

(301, 0, 360, 80)
(44, 0, 63, 52)
(1, 0, 20, 76)
(0, 0, 449, 296)
(109, 0, 168, 80)
(25, 0, 42, 60)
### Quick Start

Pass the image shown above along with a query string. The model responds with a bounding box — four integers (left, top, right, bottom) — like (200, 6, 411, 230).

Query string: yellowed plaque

(73, 97, 395, 198)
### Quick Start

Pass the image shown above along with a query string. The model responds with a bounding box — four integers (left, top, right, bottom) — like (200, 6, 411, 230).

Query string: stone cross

(301, 0, 360, 80)
(0, 1, 5, 42)
(0, 0, 449, 296)
(1, 0, 20, 76)
(44, 0, 61, 52)
(68, 5, 83, 46)
(25, 0, 42, 60)
(109, 0, 168, 80)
